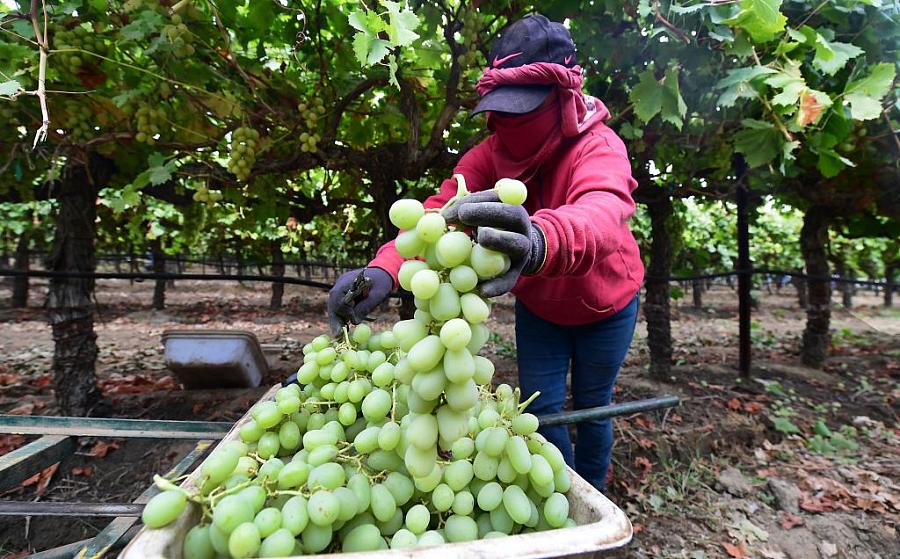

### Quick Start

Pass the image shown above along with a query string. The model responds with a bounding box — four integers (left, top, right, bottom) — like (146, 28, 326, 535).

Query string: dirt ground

(0, 278, 897, 558)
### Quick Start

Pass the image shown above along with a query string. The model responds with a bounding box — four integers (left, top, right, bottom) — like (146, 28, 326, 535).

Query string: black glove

(443, 190, 546, 297)
(327, 267, 393, 336)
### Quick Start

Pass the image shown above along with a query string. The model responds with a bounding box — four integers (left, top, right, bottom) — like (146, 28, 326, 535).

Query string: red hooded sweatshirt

(370, 69, 643, 326)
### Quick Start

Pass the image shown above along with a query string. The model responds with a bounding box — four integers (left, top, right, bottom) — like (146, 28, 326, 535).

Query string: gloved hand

(327, 267, 393, 336)
(443, 190, 546, 297)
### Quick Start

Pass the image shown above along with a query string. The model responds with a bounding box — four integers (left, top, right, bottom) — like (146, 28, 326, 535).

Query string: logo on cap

(492, 52, 523, 68)
(564, 55, 573, 65)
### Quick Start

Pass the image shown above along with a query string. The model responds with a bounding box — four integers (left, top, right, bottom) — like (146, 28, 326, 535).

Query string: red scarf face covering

(487, 94, 562, 183)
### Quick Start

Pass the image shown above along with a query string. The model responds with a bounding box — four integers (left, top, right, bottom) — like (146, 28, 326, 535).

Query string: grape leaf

(384, 1, 421, 47)
(120, 10, 163, 41)
(724, 0, 787, 43)
(0, 79, 21, 96)
(353, 33, 372, 67)
(661, 67, 687, 129)
(630, 69, 665, 123)
(388, 55, 400, 89)
(637, 0, 652, 17)
(715, 66, 777, 107)
(813, 36, 863, 76)
(734, 119, 781, 167)
(843, 63, 896, 120)
(367, 40, 391, 66)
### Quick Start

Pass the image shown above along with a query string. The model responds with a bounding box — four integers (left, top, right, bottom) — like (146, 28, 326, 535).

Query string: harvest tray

(120, 385, 633, 559)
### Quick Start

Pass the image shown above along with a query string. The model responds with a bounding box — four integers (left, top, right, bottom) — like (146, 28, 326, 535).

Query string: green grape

(201, 450, 240, 485)
(430, 283, 461, 321)
(482, 427, 508, 457)
(414, 309, 433, 323)
(141, 490, 186, 529)
(343, 524, 384, 552)
(311, 335, 331, 351)
(348, 378, 372, 403)
(449, 265, 479, 293)
(431, 483, 454, 511)
(338, 402, 357, 426)
(276, 396, 300, 416)
(411, 366, 446, 401)
(307, 490, 340, 526)
(460, 293, 490, 323)
(278, 421, 301, 450)
(371, 362, 395, 387)
(407, 413, 439, 449)
(383, 471, 415, 506)
(361, 388, 392, 421)
(407, 388, 438, 414)
(254, 508, 282, 538)
(503, 485, 532, 524)
(416, 212, 446, 243)
(390, 528, 419, 549)
(254, 402, 282, 429)
(467, 322, 491, 354)
(452, 490, 475, 515)
(512, 413, 539, 435)
(440, 318, 472, 351)
(303, 429, 338, 450)
(370, 483, 397, 522)
(281, 496, 309, 535)
(478, 408, 501, 429)
(490, 505, 515, 534)
(443, 459, 474, 492)
(436, 231, 473, 268)
(506, 435, 533, 475)
(393, 319, 428, 352)
(316, 347, 337, 365)
(417, 530, 446, 546)
(228, 522, 261, 559)
(347, 473, 371, 512)
(477, 482, 504, 512)
(445, 379, 478, 411)
(183, 524, 215, 559)
(213, 495, 254, 533)
(443, 348, 475, 383)
(334, 486, 360, 521)
(258, 528, 296, 557)
(208, 524, 230, 555)
(353, 426, 381, 454)
(404, 444, 437, 478)
(239, 485, 267, 513)
(396, 230, 426, 258)
(554, 467, 572, 493)
(529, 454, 555, 488)
(495, 178, 528, 205)
(451, 436, 475, 460)
(307, 462, 345, 490)
(277, 461, 310, 489)
(408, 335, 445, 372)
(330, 362, 350, 382)
(389, 199, 425, 230)
(436, 405, 469, 443)
(404, 504, 431, 534)
(414, 463, 443, 492)
(541, 442, 567, 473)
(257, 458, 285, 481)
(470, 244, 508, 279)
(296, 362, 319, 384)
(257, 432, 280, 459)
(300, 522, 332, 553)
(444, 514, 478, 542)
(473, 450, 500, 481)
(410, 269, 440, 299)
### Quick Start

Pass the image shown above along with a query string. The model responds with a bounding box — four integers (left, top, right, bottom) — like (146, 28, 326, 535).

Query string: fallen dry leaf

(21, 463, 58, 495)
(72, 466, 95, 477)
(743, 402, 763, 414)
(88, 441, 120, 458)
(0, 434, 26, 455)
(727, 398, 742, 411)
(780, 511, 805, 529)
(634, 456, 653, 475)
(7, 402, 35, 415)
(722, 542, 749, 558)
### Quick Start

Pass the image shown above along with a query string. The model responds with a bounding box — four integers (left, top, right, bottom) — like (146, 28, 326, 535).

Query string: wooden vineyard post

(735, 157, 752, 378)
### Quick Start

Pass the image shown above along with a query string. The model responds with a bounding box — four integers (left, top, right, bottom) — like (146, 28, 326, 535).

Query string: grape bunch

(54, 25, 109, 76)
(192, 186, 223, 206)
(123, 0, 160, 14)
(61, 100, 95, 141)
(133, 102, 167, 144)
(162, 14, 196, 58)
(228, 126, 261, 181)
(297, 97, 325, 153)
(141, 178, 574, 557)
(457, 9, 482, 67)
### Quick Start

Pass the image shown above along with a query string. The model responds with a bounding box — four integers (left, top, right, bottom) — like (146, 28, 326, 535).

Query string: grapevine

(142, 178, 578, 556)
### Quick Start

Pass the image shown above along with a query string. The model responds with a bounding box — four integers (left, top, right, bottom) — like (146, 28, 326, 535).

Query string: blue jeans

(515, 295, 639, 491)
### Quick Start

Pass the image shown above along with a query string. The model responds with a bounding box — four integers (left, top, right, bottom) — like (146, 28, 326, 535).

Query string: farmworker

(328, 14, 643, 491)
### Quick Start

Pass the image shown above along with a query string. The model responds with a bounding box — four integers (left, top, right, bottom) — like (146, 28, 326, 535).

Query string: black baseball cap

(472, 14, 577, 116)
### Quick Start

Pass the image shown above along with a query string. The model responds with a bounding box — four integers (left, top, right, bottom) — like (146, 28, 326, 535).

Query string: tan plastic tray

(121, 386, 632, 559)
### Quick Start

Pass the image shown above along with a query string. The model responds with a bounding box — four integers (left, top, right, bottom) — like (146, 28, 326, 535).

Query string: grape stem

(518, 391, 541, 412)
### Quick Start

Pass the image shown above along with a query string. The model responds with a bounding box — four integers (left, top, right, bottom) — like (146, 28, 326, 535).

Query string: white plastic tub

(121, 386, 633, 558)
(161, 329, 268, 389)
